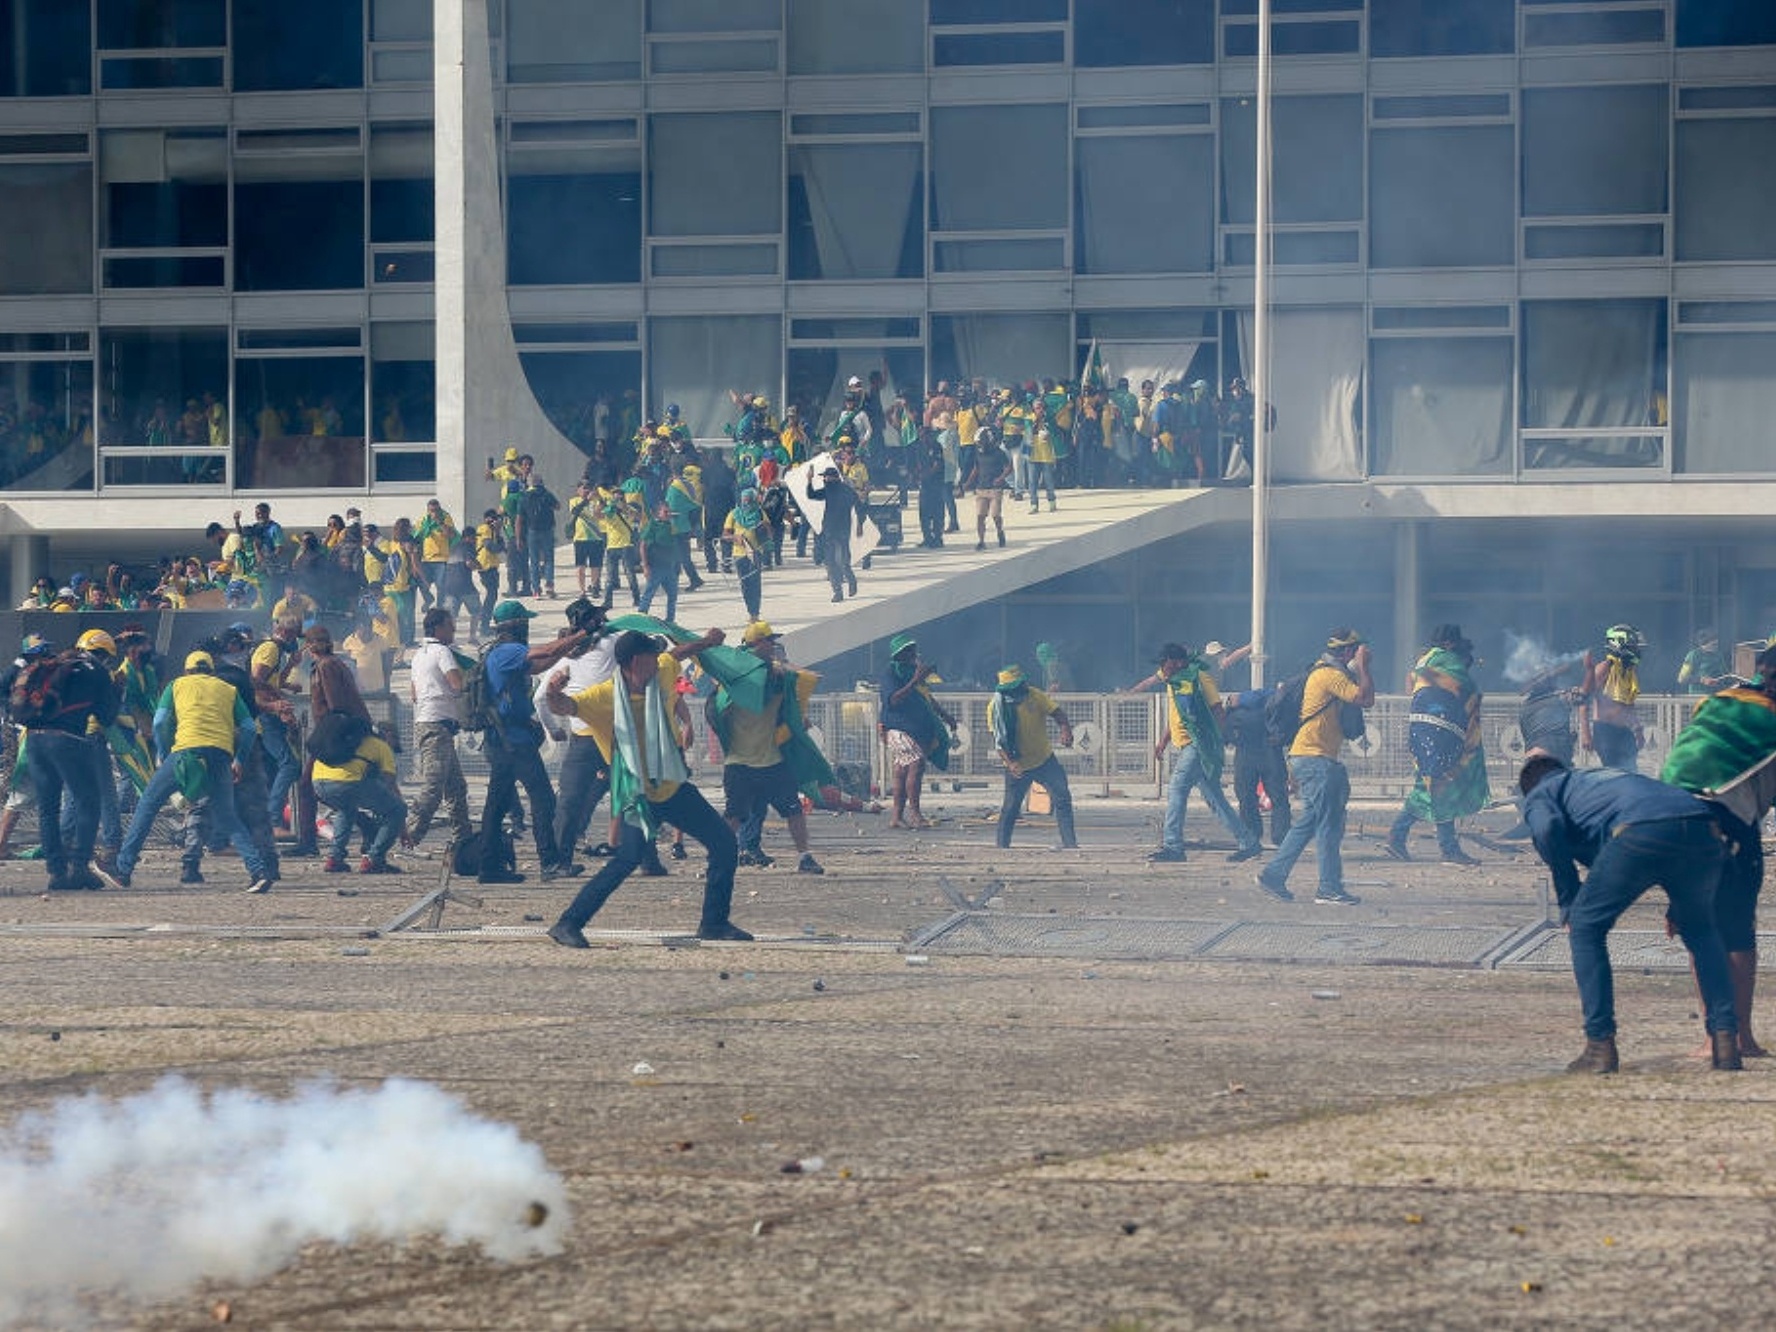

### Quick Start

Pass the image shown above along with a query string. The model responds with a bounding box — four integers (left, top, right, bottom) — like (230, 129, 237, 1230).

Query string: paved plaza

(2, 795, 1774, 1329)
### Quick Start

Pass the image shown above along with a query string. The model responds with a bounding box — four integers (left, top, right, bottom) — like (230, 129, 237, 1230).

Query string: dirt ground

(2, 795, 1773, 1330)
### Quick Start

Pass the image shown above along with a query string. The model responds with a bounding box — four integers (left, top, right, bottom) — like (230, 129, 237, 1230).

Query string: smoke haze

(1502, 630, 1586, 685)
(0, 1077, 568, 1327)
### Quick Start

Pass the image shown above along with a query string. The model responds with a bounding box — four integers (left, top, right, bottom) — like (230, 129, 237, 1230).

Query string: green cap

(889, 633, 917, 658)
(491, 599, 537, 625)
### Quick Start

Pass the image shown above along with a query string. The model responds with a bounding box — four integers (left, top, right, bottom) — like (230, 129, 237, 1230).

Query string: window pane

(519, 350, 643, 455)
(1371, 338, 1511, 476)
(1225, 230, 1359, 265)
(1077, 135, 1213, 274)
(0, 0, 92, 96)
(509, 0, 642, 82)
(372, 321, 434, 444)
(650, 38, 778, 73)
(1522, 299, 1665, 430)
(371, 0, 430, 41)
(1524, 222, 1664, 260)
(0, 133, 90, 154)
(1372, 306, 1511, 331)
(1372, 94, 1511, 120)
(650, 0, 777, 33)
(1075, 0, 1213, 66)
(792, 113, 921, 136)
(932, 0, 1066, 22)
(1371, 125, 1514, 268)
(791, 318, 922, 340)
(101, 128, 228, 248)
(930, 313, 1069, 389)
(787, 346, 924, 437)
(1222, 95, 1363, 224)
(510, 142, 642, 283)
(649, 112, 781, 236)
(233, 0, 364, 91)
(1676, 333, 1776, 473)
(931, 104, 1069, 230)
(1680, 86, 1776, 112)
(1523, 86, 1668, 217)
(1370, 0, 1513, 57)
(648, 315, 780, 440)
(1224, 19, 1360, 57)
(1078, 104, 1210, 129)
(373, 450, 434, 483)
(789, 142, 923, 279)
(371, 124, 434, 244)
(236, 179, 365, 291)
(1523, 433, 1664, 470)
(934, 31, 1065, 65)
(105, 254, 226, 287)
(1676, 119, 1776, 261)
(234, 355, 367, 488)
(100, 55, 225, 88)
(1524, 8, 1665, 48)
(98, 0, 225, 48)
(1678, 0, 1776, 46)
(651, 242, 777, 276)
(0, 359, 94, 491)
(98, 327, 226, 456)
(934, 236, 1064, 271)
(787, 0, 923, 74)
(0, 163, 93, 294)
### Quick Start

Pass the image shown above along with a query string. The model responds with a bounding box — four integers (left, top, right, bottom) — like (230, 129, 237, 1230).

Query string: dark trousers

(28, 728, 102, 881)
(556, 782, 738, 933)
(1568, 816, 1735, 1040)
(996, 754, 1077, 849)
(476, 568, 500, 633)
(1234, 743, 1292, 845)
(553, 735, 612, 856)
(480, 735, 561, 874)
(736, 554, 763, 619)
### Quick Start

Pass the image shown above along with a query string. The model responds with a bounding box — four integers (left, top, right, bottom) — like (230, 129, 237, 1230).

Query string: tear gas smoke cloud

(0, 1077, 569, 1328)
(1502, 630, 1586, 686)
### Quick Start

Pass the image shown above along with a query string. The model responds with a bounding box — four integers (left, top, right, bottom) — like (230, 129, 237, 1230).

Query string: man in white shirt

(405, 605, 474, 847)
(536, 598, 623, 860)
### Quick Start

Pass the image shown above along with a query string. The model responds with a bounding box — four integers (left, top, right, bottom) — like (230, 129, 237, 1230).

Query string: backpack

(454, 826, 515, 877)
(309, 708, 373, 767)
(1264, 667, 1325, 751)
(8, 653, 78, 728)
(461, 643, 506, 733)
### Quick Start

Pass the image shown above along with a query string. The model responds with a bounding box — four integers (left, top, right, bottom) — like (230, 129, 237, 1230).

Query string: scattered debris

(631, 1061, 654, 1077)
(211, 1300, 233, 1323)
(812, 979, 826, 992)
(1311, 990, 1341, 1001)
(780, 1155, 824, 1175)
(340, 946, 370, 957)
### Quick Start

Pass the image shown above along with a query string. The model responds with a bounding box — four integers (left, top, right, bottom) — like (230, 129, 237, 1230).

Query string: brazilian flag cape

(1164, 662, 1223, 784)
(1404, 647, 1489, 822)
(1660, 687, 1776, 802)
(606, 614, 835, 799)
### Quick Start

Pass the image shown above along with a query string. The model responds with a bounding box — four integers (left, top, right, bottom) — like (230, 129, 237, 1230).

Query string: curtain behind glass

(787, 0, 923, 72)
(1371, 338, 1511, 476)
(1676, 119, 1776, 261)
(1095, 341, 1201, 396)
(934, 314, 1070, 389)
(1077, 136, 1213, 273)
(650, 112, 781, 236)
(1676, 332, 1776, 474)
(930, 105, 1069, 231)
(1522, 300, 1659, 430)
(1237, 309, 1363, 481)
(792, 143, 920, 279)
(649, 315, 781, 440)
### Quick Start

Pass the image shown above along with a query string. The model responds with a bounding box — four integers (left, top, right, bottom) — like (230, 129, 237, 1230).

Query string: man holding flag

(543, 625, 749, 946)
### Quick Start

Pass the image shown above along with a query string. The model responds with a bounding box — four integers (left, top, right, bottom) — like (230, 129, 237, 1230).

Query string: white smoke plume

(1502, 630, 1586, 686)
(0, 1077, 569, 1327)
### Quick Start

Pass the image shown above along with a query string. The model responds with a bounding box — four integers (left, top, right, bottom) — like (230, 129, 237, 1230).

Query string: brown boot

(1566, 1037, 1619, 1075)
(1712, 1030, 1744, 1072)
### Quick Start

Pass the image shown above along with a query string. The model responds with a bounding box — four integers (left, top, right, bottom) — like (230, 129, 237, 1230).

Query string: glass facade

(0, 3, 1773, 499)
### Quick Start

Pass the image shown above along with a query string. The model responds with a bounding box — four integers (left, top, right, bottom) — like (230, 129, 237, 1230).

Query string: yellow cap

(742, 621, 780, 646)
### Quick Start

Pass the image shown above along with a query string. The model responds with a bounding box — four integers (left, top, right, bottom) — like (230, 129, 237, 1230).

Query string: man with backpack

(311, 709, 408, 875)
(107, 650, 272, 894)
(519, 476, 561, 600)
(15, 629, 121, 892)
(1255, 629, 1375, 906)
(470, 598, 587, 885)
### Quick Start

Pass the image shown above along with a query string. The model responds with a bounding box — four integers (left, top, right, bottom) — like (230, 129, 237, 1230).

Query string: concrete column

(9, 535, 49, 608)
(1394, 520, 1420, 673)
(434, 0, 581, 529)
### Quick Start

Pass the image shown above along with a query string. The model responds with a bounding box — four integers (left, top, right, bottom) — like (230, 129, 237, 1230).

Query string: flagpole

(1249, 0, 1273, 688)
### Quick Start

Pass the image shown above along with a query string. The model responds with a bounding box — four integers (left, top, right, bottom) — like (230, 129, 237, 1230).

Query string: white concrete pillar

(8, 535, 49, 607)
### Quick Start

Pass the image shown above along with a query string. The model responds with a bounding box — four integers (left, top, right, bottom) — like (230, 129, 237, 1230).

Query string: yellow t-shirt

(169, 674, 247, 755)
(379, 538, 412, 593)
(251, 638, 295, 691)
(723, 672, 815, 769)
(956, 405, 980, 447)
(990, 686, 1059, 769)
(419, 515, 455, 564)
(313, 734, 397, 785)
(597, 497, 638, 550)
(1030, 429, 1057, 465)
(567, 655, 684, 801)
(271, 593, 315, 625)
(343, 625, 397, 694)
(1291, 664, 1362, 759)
(475, 521, 502, 570)
(1164, 671, 1221, 749)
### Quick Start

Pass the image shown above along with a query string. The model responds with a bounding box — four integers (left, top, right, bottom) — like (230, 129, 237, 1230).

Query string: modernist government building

(1, 1, 1775, 676)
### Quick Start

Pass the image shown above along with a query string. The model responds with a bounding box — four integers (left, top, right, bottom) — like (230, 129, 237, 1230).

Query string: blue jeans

(259, 714, 301, 828)
(527, 538, 554, 593)
(314, 776, 408, 863)
(997, 753, 1077, 848)
(1025, 460, 1056, 507)
(1161, 745, 1258, 855)
(1260, 755, 1350, 896)
(638, 553, 680, 623)
(118, 746, 269, 881)
(1569, 816, 1736, 1040)
(1389, 806, 1462, 856)
(59, 733, 120, 854)
(556, 782, 738, 934)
